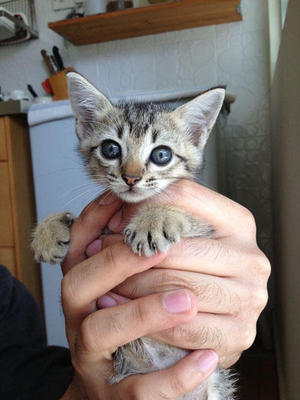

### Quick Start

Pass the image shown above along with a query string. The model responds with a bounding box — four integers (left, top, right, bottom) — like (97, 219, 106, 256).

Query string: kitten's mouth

(118, 186, 154, 203)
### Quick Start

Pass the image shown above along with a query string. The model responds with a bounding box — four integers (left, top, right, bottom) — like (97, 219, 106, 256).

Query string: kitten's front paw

(124, 207, 185, 257)
(32, 212, 75, 264)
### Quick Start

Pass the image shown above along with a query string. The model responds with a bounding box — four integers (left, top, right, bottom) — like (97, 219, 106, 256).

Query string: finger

(101, 234, 123, 248)
(219, 352, 242, 369)
(108, 179, 256, 241)
(158, 237, 265, 278)
(114, 268, 246, 315)
(62, 192, 122, 273)
(97, 291, 130, 308)
(150, 312, 257, 363)
(62, 242, 167, 331)
(101, 235, 265, 278)
(85, 234, 123, 258)
(114, 350, 218, 400)
(78, 289, 198, 357)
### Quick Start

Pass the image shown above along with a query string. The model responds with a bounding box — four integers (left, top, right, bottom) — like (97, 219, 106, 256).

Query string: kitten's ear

(173, 88, 225, 149)
(67, 72, 113, 138)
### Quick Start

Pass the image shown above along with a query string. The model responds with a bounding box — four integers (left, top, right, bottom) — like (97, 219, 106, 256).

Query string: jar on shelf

(106, 0, 133, 12)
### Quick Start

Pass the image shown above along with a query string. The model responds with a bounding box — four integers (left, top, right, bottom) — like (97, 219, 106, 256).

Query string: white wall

(0, 0, 270, 129)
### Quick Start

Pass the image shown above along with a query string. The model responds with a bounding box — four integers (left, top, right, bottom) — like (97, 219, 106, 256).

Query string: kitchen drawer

(0, 162, 14, 246)
(0, 248, 16, 276)
(0, 119, 7, 160)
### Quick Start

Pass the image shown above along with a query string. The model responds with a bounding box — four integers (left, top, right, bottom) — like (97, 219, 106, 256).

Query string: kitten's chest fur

(112, 338, 235, 400)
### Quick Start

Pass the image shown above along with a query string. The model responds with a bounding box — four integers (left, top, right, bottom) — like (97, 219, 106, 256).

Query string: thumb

(108, 202, 143, 233)
(62, 192, 122, 273)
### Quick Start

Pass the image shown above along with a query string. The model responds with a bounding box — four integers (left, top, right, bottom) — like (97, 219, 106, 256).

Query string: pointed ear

(67, 72, 113, 138)
(173, 88, 225, 149)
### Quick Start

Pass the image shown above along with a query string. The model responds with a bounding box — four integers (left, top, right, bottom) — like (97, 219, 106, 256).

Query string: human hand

(94, 180, 270, 369)
(60, 194, 219, 400)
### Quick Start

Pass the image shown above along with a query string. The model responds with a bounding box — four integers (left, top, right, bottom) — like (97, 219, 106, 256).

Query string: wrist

(60, 373, 88, 400)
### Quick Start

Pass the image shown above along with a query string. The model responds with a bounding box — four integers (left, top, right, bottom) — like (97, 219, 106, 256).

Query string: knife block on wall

(49, 67, 73, 101)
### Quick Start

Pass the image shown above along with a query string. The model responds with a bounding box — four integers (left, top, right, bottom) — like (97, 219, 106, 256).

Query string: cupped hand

(60, 193, 219, 400)
(92, 180, 271, 369)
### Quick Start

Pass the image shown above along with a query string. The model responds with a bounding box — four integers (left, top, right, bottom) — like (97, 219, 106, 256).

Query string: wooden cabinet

(0, 162, 14, 246)
(0, 115, 42, 309)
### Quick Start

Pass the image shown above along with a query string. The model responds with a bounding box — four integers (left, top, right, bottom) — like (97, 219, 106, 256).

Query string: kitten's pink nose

(122, 174, 142, 186)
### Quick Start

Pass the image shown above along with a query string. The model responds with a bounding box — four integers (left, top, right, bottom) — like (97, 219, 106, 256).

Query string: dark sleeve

(0, 265, 74, 400)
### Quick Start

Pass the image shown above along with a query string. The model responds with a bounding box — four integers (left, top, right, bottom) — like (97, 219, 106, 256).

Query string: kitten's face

(81, 103, 200, 203)
(67, 73, 225, 203)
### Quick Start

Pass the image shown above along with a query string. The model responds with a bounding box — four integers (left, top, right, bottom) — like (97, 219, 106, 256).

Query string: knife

(27, 84, 38, 98)
(41, 49, 56, 75)
(50, 55, 59, 72)
(52, 46, 65, 71)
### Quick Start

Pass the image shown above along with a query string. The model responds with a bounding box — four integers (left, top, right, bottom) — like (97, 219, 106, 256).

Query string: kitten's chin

(117, 189, 157, 203)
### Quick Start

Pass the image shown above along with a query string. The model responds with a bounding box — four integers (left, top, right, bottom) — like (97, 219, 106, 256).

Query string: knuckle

(252, 288, 269, 313)
(61, 272, 77, 309)
(109, 310, 125, 335)
(125, 381, 149, 400)
(104, 245, 119, 271)
(239, 206, 256, 230)
(168, 325, 201, 347)
(251, 251, 271, 278)
(239, 326, 257, 350)
(242, 284, 268, 317)
(169, 372, 187, 396)
(131, 301, 148, 327)
(194, 278, 230, 308)
(79, 314, 101, 353)
(169, 325, 223, 350)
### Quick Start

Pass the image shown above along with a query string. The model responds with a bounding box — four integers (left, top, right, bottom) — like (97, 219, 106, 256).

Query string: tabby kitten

(32, 72, 235, 399)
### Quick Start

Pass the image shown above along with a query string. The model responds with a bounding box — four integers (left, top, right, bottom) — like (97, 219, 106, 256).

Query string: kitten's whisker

(62, 187, 104, 208)
(59, 182, 99, 200)
(97, 188, 115, 205)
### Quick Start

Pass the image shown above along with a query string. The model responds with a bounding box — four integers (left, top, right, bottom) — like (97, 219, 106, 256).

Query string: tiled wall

(0, 0, 270, 127)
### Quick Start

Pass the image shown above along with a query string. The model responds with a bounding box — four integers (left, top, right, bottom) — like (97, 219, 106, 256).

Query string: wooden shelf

(48, 0, 242, 46)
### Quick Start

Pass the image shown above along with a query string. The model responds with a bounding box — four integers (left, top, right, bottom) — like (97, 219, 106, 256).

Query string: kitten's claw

(124, 208, 182, 257)
(124, 229, 132, 243)
(57, 239, 71, 246)
(123, 207, 212, 257)
(151, 242, 158, 254)
(60, 213, 74, 228)
(137, 242, 143, 256)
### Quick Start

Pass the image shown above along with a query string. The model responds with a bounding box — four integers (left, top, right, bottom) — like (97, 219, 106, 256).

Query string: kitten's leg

(32, 212, 75, 264)
(124, 205, 213, 257)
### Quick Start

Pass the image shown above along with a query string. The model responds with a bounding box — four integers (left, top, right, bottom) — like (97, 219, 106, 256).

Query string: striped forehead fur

(115, 102, 169, 139)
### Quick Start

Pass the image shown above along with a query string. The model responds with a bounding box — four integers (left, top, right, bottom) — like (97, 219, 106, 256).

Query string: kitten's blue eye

(101, 140, 121, 159)
(150, 146, 172, 166)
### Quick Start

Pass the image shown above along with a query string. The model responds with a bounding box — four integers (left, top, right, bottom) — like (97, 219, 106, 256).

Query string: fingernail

(99, 192, 119, 205)
(97, 295, 117, 308)
(108, 209, 122, 230)
(86, 239, 102, 257)
(163, 290, 191, 313)
(196, 350, 218, 373)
